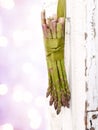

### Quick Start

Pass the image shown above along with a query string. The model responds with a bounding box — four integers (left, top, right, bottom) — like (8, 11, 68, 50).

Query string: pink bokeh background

(0, 0, 49, 130)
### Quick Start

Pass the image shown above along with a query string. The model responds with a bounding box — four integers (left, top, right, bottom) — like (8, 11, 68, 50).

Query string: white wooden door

(43, 0, 98, 130)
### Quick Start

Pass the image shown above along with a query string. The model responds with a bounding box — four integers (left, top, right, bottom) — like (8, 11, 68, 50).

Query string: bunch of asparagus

(41, 10, 71, 114)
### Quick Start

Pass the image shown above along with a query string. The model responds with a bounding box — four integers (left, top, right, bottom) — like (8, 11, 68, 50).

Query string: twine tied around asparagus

(41, 10, 71, 114)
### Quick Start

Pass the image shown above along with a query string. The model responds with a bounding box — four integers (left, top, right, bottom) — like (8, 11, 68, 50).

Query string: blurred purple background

(0, 0, 49, 130)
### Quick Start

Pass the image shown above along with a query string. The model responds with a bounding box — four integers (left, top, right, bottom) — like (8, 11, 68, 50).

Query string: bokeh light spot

(1, 123, 14, 130)
(12, 86, 33, 103)
(28, 108, 42, 129)
(12, 89, 23, 102)
(22, 91, 33, 103)
(0, 18, 3, 35)
(35, 96, 45, 107)
(13, 29, 33, 46)
(0, 0, 15, 10)
(22, 62, 33, 74)
(0, 36, 8, 47)
(0, 84, 8, 96)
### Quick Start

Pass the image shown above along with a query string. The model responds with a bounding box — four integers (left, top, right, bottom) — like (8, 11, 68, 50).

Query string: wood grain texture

(85, 0, 98, 129)
(43, 0, 98, 130)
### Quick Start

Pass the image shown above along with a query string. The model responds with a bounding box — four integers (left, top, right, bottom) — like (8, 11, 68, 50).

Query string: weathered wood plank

(86, 0, 97, 109)
(71, 0, 86, 130)
(85, 0, 98, 129)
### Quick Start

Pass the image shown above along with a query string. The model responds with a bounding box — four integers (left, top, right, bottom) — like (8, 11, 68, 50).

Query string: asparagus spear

(41, 9, 46, 24)
(51, 20, 57, 38)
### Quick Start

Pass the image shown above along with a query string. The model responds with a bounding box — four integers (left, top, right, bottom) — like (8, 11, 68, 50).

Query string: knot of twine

(44, 38, 64, 61)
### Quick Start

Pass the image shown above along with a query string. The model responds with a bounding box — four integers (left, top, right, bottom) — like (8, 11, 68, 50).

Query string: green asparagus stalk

(47, 28, 52, 39)
(58, 17, 65, 37)
(41, 9, 46, 24)
(42, 24, 48, 38)
(57, 22, 62, 38)
(51, 20, 57, 38)
(46, 18, 51, 27)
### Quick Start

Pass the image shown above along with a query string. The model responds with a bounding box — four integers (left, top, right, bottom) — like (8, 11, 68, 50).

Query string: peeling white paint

(85, 0, 98, 129)
(43, 0, 98, 130)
